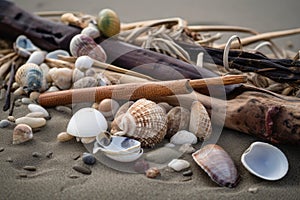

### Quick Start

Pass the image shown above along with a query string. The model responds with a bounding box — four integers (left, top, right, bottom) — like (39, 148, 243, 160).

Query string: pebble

(26, 112, 45, 118)
(98, 99, 120, 119)
(82, 153, 96, 165)
(145, 147, 182, 164)
(7, 116, 15, 122)
(23, 165, 37, 171)
(46, 86, 60, 93)
(12, 82, 20, 90)
(72, 154, 81, 160)
(14, 99, 23, 107)
(170, 130, 198, 145)
(21, 97, 35, 105)
(75, 55, 94, 71)
(13, 87, 25, 96)
(46, 151, 53, 158)
(18, 173, 28, 178)
(85, 68, 96, 77)
(145, 167, 160, 178)
(73, 77, 98, 89)
(68, 174, 79, 179)
(57, 132, 74, 142)
(134, 159, 150, 173)
(6, 157, 13, 162)
(72, 165, 92, 175)
(168, 159, 190, 172)
(179, 144, 196, 154)
(55, 106, 72, 115)
(248, 187, 258, 193)
(15, 117, 46, 128)
(0, 88, 5, 100)
(28, 104, 49, 118)
(13, 124, 33, 144)
(29, 92, 40, 101)
(32, 152, 42, 157)
(0, 147, 4, 152)
(72, 68, 85, 83)
(0, 119, 11, 128)
(182, 170, 193, 176)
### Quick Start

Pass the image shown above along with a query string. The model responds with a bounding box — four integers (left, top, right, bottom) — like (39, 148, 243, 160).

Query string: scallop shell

(13, 124, 33, 144)
(15, 63, 45, 92)
(110, 99, 167, 147)
(97, 9, 121, 38)
(70, 34, 107, 62)
(189, 101, 212, 140)
(166, 106, 190, 138)
(192, 144, 240, 188)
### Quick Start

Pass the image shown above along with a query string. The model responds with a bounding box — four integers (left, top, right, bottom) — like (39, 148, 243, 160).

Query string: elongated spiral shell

(15, 63, 44, 92)
(97, 9, 121, 38)
(111, 99, 167, 147)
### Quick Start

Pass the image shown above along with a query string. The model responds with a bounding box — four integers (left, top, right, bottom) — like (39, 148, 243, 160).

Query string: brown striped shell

(189, 101, 212, 140)
(97, 9, 121, 38)
(69, 34, 107, 62)
(15, 63, 45, 92)
(192, 144, 240, 188)
(110, 99, 167, 147)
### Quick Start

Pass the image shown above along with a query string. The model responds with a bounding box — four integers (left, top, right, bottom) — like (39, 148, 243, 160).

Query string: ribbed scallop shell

(189, 101, 212, 140)
(97, 9, 121, 38)
(70, 34, 107, 62)
(15, 63, 44, 92)
(192, 144, 240, 188)
(110, 99, 167, 147)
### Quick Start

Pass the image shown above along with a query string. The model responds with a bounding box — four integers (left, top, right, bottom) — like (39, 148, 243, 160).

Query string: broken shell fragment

(14, 35, 39, 57)
(192, 144, 240, 188)
(13, 124, 33, 144)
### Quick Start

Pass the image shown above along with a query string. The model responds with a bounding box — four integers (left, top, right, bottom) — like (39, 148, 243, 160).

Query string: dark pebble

(18, 173, 28, 178)
(72, 154, 81, 160)
(182, 170, 193, 177)
(82, 153, 96, 165)
(0, 119, 11, 128)
(32, 152, 42, 157)
(72, 165, 92, 175)
(0, 147, 4, 152)
(6, 157, 13, 162)
(46, 151, 53, 158)
(68, 174, 79, 179)
(23, 165, 37, 171)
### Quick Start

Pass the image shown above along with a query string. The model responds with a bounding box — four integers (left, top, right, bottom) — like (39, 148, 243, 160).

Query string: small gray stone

(182, 170, 193, 176)
(18, 173, 28, 178)
(32, 152, 42, 157)
(46, 151, 53, 158)
(82, 153, 96, 165)
(72, 165, 92, 175)
(23, 165, 36, 171)
(0, 119, 11, 128)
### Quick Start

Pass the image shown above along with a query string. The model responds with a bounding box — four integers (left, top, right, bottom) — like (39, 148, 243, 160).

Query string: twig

(3, 62, 15, 111)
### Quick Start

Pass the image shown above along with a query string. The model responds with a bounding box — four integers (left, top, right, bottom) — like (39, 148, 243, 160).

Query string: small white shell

(67, 108, 107, 137)
(241, 141, 288, 181)
(15, 117, 46, 129)
(28, 104, 49, 118)
(170, 130, 198, 145)
(75, 55, 94, 72)
(168, 159, 190, 172)
(13, 124, 33, 144)
(14, 35, 39, 57)
(26, 51, 46, 65)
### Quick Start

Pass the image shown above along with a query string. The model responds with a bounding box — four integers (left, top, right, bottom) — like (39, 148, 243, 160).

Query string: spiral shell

(70, 34, 107, 62)
(110, 99, 167, 147)
(15, 63, 45, 92)
(192, 144, 240, 188)
(189, 101, 212, 140)
(97, 9, 121, 38)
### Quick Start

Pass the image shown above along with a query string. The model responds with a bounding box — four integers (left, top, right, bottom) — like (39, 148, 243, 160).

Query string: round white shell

(67, 108, 107, 137)
(241, 141, 288, 181)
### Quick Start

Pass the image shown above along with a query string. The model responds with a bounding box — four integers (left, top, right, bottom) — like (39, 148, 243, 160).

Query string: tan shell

(13, 124, 33, 144)
(110, 99, 167, 147)
(166, 106, 190, 138)
(57, 132, 74, 142)
(192, 144, 240, 188)
(189, 101, 212, 140)
(48, 67, 73, 90)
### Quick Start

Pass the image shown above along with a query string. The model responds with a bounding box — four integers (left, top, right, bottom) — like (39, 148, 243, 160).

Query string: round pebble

(82, 153, 96, 165)
(7, 116, 15, 122)
(168, 159, 190, 172)
(72, 165, 92, 175)
(23, 165, 37, 171)
(98, 99, 119, 119)
(15, 117, 46, 129)
(57, 132, 74, 142)
(0, 119, 11, 128)
(32, 152, 42, 157)
(182, 170, 193, 176)
(145, 167, 160, 178)
(26, 112, 45, 118)
(28, 104, 49, 118)
(55, 106, 72, 115)
(21, 97, 35, 105)
(29, 92, 40, 101)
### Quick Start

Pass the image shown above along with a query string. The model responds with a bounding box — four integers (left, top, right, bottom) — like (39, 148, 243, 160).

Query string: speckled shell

(166, 106, 190, 138)
(70, 34, 107, 62)
(13, 124, 33, 144)
(110, 99, 167, 147)
(97, 9, 121, 38)
(192, 144, 240, 188)
(189, 101, 212, 140)
(15, 63, 44, 92)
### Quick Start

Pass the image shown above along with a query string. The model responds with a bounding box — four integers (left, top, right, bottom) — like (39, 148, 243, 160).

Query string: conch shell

(110, 99, 167, 147)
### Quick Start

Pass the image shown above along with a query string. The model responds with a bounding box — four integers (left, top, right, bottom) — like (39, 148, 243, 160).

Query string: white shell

(170, 130, 198, 145)
(168, 159, 190, 172)
(241, 141, 289, 181)
(67, 108, 107, 137)
(75, 55, 94, 72)
(28, 104, 49, 117)
(26, 51, 46, 65)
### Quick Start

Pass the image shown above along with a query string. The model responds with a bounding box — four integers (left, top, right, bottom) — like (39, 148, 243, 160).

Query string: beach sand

(1, 1, 300, 199)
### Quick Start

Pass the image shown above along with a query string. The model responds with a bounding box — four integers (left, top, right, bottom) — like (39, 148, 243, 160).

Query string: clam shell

(189, 101, 212, 140)
(67, 108, 107, 137)
(13, 124, 33, 144)
(26, 51, 46, 65)
(241, 142, 288, 181)
(15, 63, 44, 92)
(97, 9, 120, 38)
(166, 106, 190, 138)
(170, 130, 197, 145)
(48, 67, 73, 90)
(70, 34, 107, 62)
(110, 99, 167, 147)
(192, 144, 240, 188)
